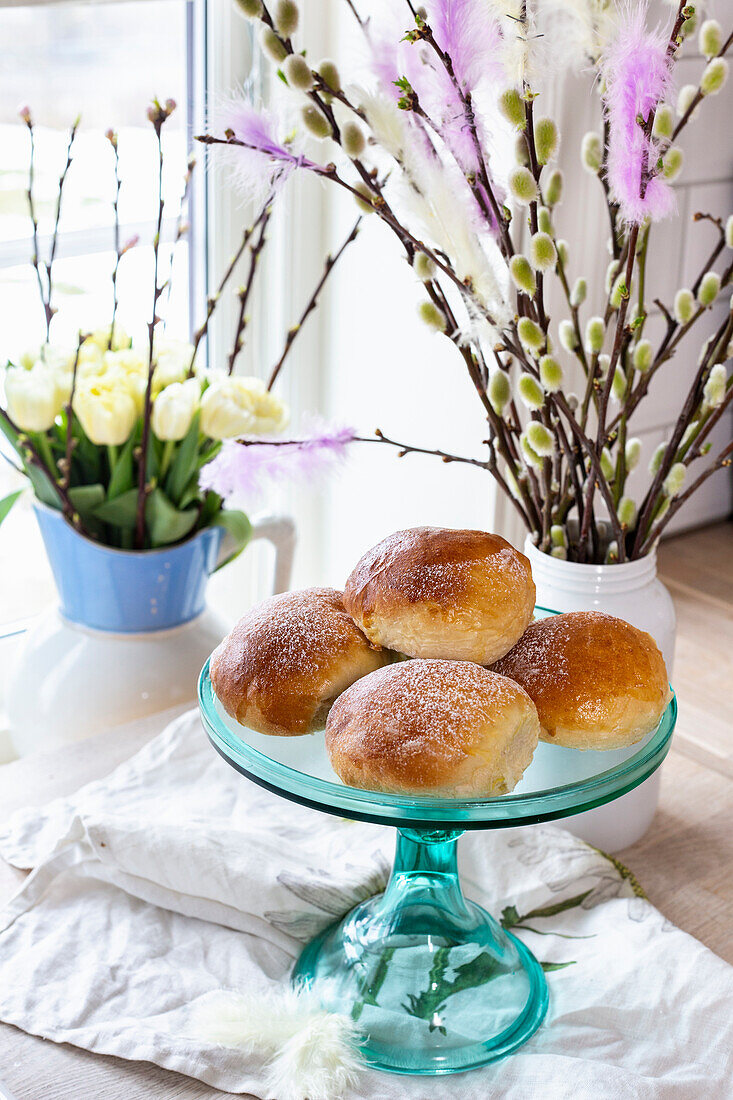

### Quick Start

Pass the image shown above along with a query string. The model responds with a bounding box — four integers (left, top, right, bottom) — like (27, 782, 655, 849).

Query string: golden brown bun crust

(325, 659, 541, 797)
(343, 528, 536, 664)
(210, 587, 391, 736)
(492, 611, 671, 750)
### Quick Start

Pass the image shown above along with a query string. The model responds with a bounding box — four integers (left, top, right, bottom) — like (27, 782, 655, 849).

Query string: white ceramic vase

(7, 509, 296, 757)
(523, 538, 676, 852)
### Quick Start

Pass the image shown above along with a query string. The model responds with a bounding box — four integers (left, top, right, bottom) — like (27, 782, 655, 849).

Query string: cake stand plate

(198, 612, 676, 1076)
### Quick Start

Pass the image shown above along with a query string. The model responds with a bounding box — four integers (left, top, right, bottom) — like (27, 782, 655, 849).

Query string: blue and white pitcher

(7, 504, 295, 755)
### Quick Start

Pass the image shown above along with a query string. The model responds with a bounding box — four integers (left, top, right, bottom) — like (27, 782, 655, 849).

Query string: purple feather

(425, 0, 504, 92)
(215, 102, 315, 198)
(199, 421, 357, 508)
(365, 1, 504, 178)
(602, 3, 675, 225)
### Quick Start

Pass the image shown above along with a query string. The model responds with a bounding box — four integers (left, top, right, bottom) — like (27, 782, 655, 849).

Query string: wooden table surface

(0, 523, 731, 1099)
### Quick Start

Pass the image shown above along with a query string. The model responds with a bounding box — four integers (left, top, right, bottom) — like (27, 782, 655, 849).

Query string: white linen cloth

(0, 708, 731, 1098)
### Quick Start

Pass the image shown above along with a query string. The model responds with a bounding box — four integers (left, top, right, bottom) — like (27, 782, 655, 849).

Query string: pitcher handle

(217, 512, 296, 594)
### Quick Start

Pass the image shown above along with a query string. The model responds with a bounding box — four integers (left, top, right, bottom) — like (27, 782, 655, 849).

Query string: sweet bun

(325, 659, 541, 797)
(343, 528, 536, 665)
(492, 610, 671, 750)
(210, 587, 392, 736)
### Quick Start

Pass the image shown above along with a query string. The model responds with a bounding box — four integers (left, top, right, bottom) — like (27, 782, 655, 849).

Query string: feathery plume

(601, 3, 675, 224)
(214, 101, 315, 200)
(426, 0, 505, 92)
(199, 419, 356, 507)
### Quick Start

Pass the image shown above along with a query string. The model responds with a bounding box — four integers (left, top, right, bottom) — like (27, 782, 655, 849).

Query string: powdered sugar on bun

(211, 587, 392, 736)
(343, 528, 536, 665)
(326, 659, 540, 797)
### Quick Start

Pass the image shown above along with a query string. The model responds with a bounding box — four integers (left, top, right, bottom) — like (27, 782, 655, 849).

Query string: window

(0, 0, 341, 636)
(0, 0, 198, 623)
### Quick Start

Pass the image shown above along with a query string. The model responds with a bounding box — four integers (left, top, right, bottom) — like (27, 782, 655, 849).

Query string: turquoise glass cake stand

(198, 613, 676, 1077)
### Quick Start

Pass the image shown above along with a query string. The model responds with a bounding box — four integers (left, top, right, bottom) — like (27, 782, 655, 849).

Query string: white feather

(357, 89, 414, 164)
(191, 985, 365, 1100)
(536, 0, 621, 67)
(265, 1011, 364, 1100)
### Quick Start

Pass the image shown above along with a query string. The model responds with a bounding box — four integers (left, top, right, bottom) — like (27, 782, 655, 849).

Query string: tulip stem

(62, 333, 83, 491)
(107, 444, 119, 475)
(35, 432, 56, 478)
(160, 439, 175, 478)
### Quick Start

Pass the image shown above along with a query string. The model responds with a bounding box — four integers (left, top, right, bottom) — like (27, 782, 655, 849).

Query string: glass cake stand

(198, 614, 676, 1077)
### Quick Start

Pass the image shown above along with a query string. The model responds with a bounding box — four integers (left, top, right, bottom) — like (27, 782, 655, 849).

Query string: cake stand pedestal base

(292, 828, 548, 1075)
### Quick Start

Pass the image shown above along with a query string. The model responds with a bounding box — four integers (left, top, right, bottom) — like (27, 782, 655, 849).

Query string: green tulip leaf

(178, 472, 203, 511)
(73, 429, 102, 483)
(107, 434, 136, 499)
(146, 431, 161, 482)
(25, 462, 62, 509)
(212, 508, 252, 570)
(197, 441, 221, 470)
(0, 410, 21, 455)
(93, 487, 140, 529)
(0, 489, 22, 529)
(145, 487, 199, 547)
(200, 489, 222, 526)
(68, 483, 106, 516)
(165, 410, 201, 506)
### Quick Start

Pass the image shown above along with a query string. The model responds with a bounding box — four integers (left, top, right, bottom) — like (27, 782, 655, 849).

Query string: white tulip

(73, 379, 138, 446)
(200, 377, 288, 439)
(102, 350, 150, 414)
(153, 337, 196, 393)
(4, 365, 62, 431)
(152, 379, 200, 441)
(85, 325, 131, 353)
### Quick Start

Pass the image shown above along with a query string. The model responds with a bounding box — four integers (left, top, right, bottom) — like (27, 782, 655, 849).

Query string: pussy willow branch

(44, 118, 79, 341)
(672, 27, 733, 141)
(600, 117, 622, 261)
(633, 305, 733, 553)
(108, 131, 122, 349)
(22, 115, 46, 338)
(523, 98, 547, 331)
(640, 440, 733, 554)
(609, 247, 733, 438)
(267, 217, 361, 391)
(187, 192, 273, 378)
(429, 286, 543, 528)
(212, 0, 731, 560)
(201, 135, 500, 330)
(135, 105, 169, 550)
(258, 3, 405, 230)
(160, 154, 195, 330)
(577, 1, 688, 560)
(233, 427, 496, 474)
(245, 1, 504, 328)
(342, 0, 364, 26)
(685, 367, 733, 461)
(403, 3, 515, 259)
(579, 227, 637, 560)
(227, 201, 272, 376)
(428, 284, 540, 530)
